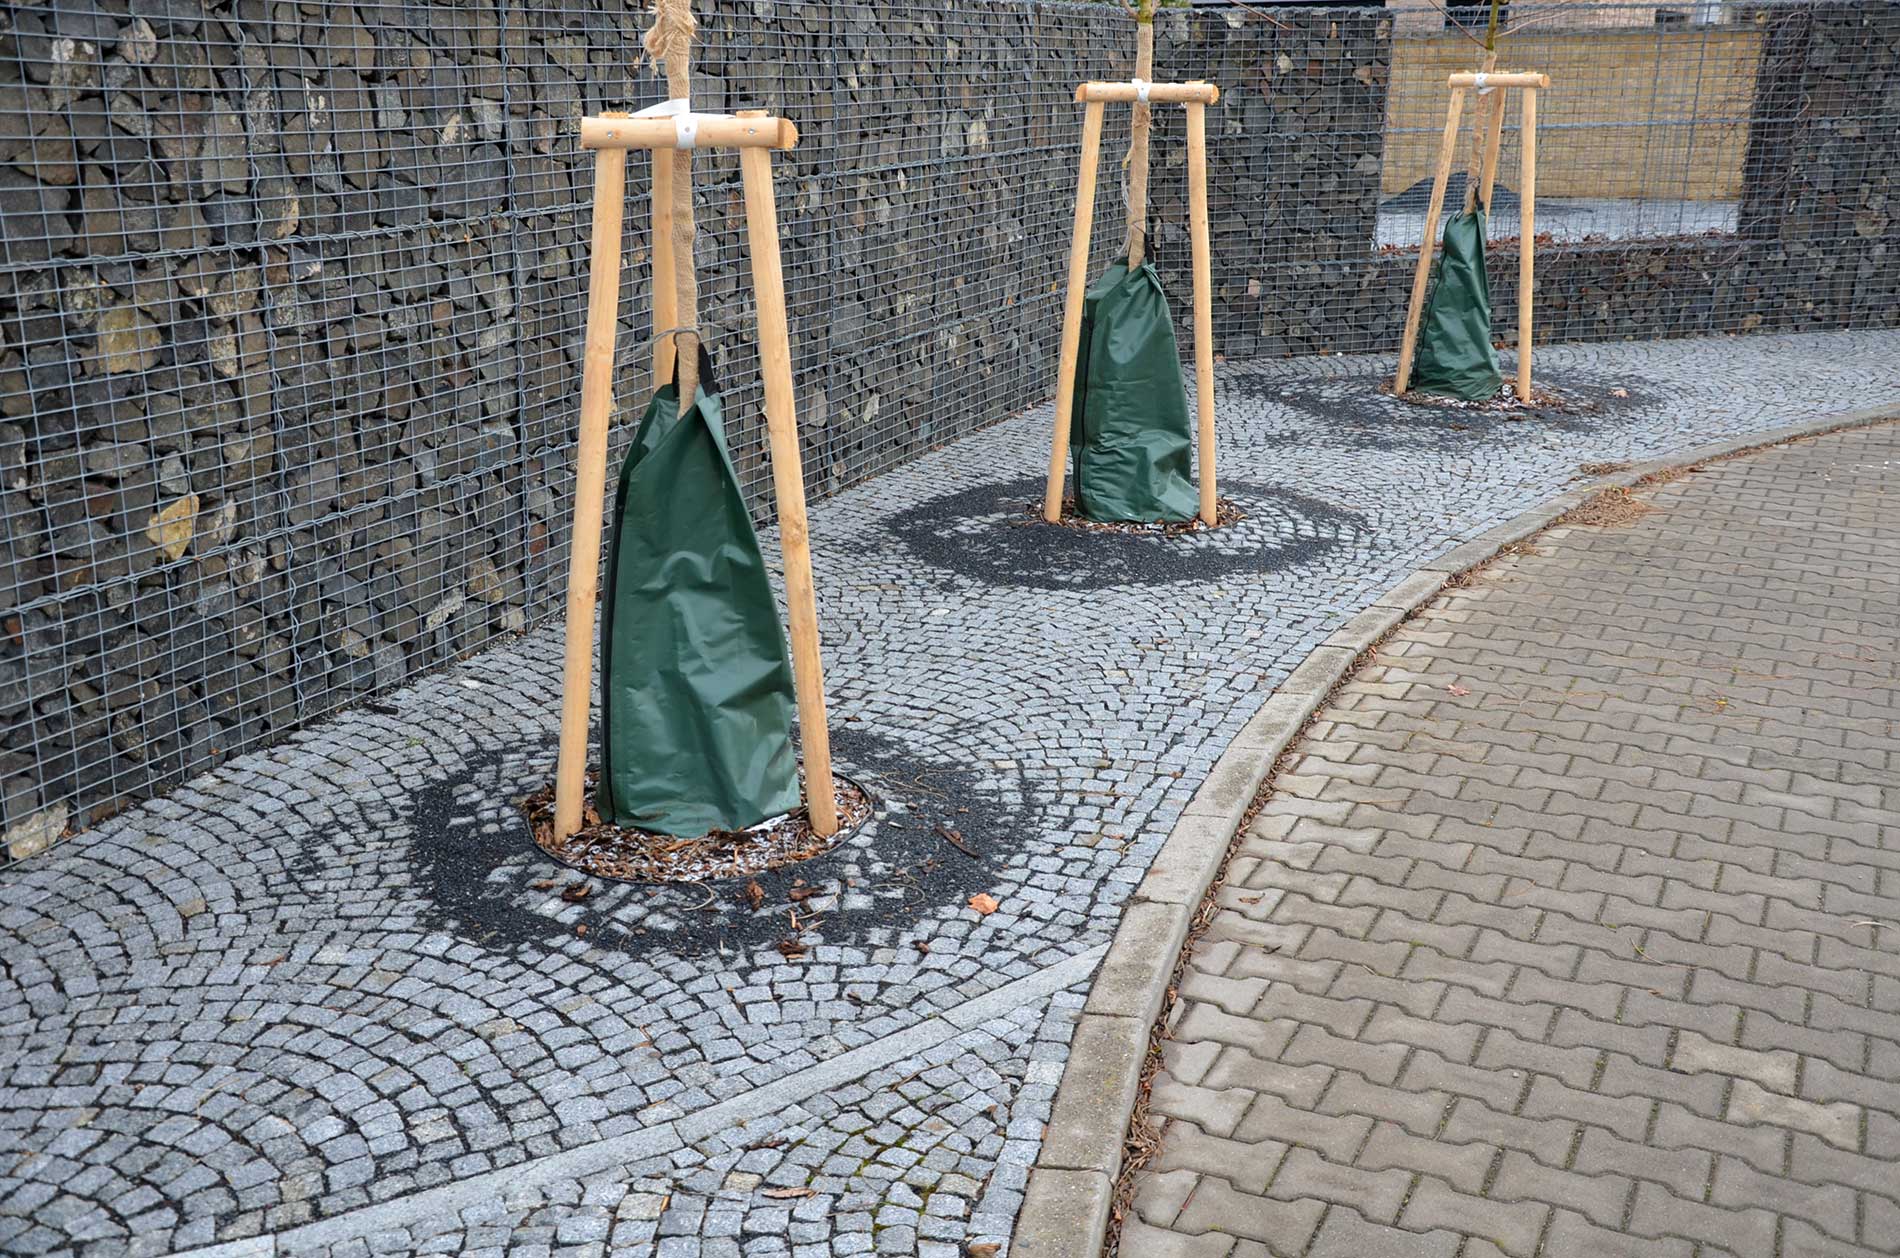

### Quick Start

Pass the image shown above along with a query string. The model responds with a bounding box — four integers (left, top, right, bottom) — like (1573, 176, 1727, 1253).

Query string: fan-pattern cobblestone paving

(1127, 422, 1900, 1257)
(2, 331, 1897, 1257)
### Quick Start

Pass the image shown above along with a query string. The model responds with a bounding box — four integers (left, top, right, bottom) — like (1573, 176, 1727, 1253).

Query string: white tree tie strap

(1473, 72, 1494, 95)
(634, 97, 733, 150)
(1132, 77, 1152, 103)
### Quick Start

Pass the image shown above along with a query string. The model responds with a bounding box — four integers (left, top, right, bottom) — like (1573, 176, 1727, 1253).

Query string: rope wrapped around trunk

(645, 0, 700, 403)
(1124, 1, 1156, 266)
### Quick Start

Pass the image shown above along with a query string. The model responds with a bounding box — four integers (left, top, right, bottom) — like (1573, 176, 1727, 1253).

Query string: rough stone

(94, 305, 162, 374)
(146, 492, 198, 561)
(5, 801, 68, 861)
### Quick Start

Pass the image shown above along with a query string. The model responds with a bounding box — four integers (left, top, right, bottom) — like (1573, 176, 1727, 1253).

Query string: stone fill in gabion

(6, 0, 1897, 856)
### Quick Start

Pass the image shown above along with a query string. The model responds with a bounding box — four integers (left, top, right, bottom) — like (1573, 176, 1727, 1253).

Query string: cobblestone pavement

(1127, 421, 1900, 1257)
(2, 330, 1897, 1258)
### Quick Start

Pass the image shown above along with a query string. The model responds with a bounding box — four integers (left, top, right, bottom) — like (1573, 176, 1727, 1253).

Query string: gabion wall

(1141, 0, 1900, 357)
(2, 0, 1896, 858)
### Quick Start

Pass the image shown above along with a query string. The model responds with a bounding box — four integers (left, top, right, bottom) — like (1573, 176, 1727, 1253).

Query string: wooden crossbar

(578, 113, 798, 151)
(1075, 80, 1220, 105)
(1448, 71, 1549, 89)
(553, 110, 835, 842)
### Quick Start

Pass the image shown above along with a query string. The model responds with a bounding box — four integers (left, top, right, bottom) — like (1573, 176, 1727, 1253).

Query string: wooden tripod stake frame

(1043, 79, 1221, 528)
(552, 109, 837, 843)
(1394, 70, 1550, 402)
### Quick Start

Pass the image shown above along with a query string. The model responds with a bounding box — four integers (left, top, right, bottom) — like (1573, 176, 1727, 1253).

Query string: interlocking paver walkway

(1127, 423, 1900, 1257)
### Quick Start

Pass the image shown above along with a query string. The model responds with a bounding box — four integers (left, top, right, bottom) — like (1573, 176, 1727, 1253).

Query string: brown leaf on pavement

(743, 879, 765, 910)
(1447, 683, 1472, 697)
(776, 936, 808, 961)
(561, 881, 593, 902)
(763, 1186, 815, 1199)
(968, 893, 999, 916)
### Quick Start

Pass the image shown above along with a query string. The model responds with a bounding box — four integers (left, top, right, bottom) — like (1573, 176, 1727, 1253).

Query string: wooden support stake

(738, 136, 836, 838)
(552, 147, 628, 841)
(651, 151, 678, 391)
(1186, 100, 1216, 527)
(1043, 99, 1106, 523)
(1517, 87, 1538, 402)
(1394, 88, 1466, 396)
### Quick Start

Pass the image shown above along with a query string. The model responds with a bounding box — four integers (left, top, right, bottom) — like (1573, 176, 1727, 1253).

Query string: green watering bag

(1070, 260, 1199, 523)
(596, 345, 801, 836)
(1411, 209, 1504, 402)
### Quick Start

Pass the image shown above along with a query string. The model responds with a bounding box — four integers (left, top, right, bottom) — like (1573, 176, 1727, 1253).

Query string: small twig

(1215, 0, 1292, 30)
(1408, 0, 1487, 48)
(935, 822, 981, 859)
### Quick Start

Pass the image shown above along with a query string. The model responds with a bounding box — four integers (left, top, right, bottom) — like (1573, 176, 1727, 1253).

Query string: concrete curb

(1010, 403, 1900, 1258)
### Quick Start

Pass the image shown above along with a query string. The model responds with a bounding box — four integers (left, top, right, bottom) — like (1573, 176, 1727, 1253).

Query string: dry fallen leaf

(1446, 683, 1472, 697)
(1610, 387, 1629, 398)
(776, 936, 809, 961)
(966, 1243, 1001, 1258)
(743, 879, 765, 911)
(968, 893, 1000, 917)
(530, 879, 558, 891)
(574, 924, 587, 937)
(561, 882, 593, 903)
(914, 940, 931, 955)
(788, 882, 821, 904)
(763, 1186, 815, 1199)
